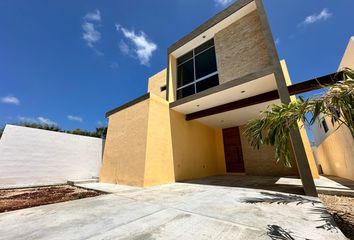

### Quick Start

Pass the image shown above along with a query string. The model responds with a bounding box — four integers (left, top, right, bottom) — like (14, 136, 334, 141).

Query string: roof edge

(105, 93, 151, 118)
(168, 0, 254, 54)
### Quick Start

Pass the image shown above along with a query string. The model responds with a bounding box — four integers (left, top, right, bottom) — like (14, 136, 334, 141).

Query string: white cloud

(301, 9, 332, 25)
(82, 22, 101, 47)
(18, 116, 36, 122)
(38, 117, 57, 125)
(84, 9, 101, 22)
(115, 24, 157, 66)
(18, 116, 57, 125)
(275, 38, 280, 45)
(67, 115, 83, 122)
(119, 40, 131, 55)
(109, 61, 119, 69)
(1, 95, 20, 105)
(214, 0, 233, 7)
(82, 10, 103, 55)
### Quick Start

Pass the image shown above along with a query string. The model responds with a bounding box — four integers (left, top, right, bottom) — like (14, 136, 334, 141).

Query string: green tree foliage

(245, 68, 354, 167)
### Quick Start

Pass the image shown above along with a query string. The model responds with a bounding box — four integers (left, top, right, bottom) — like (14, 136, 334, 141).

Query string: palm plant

(245, 68, 354, 167)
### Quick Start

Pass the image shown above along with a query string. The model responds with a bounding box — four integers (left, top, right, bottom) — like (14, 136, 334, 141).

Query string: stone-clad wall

(214, 10, 272, 84)
(239, 125, 299, 176)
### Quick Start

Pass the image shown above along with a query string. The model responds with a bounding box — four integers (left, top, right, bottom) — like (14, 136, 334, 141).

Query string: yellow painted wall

(100, 99, 149, 186)
(312, 36, 354, 181)
(148, 69, 167, 99)
(314, 125, 354, 181)
(169, 110, 223, 181)
(215, 129, 227, 174)
(144, 94, 175, 186)
(101, 94, 177, 187)
(280, 60, 319, 178)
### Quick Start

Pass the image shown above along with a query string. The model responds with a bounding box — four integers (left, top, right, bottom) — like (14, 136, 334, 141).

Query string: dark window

(177, 50, 193, 65)
(195, 46, 217, 79)
(160, 85, 167, 91)
(177, 59, 194, 88)
(176, 85, 195, 99)
(176, 38, 219, 100)
(322, 120, 329, 133)
(194, 39, 214, 55)
(334, 110, 340, 122)
(196, 74, 219, 93)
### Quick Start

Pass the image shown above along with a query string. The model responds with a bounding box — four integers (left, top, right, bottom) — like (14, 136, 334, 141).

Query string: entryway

(222, 127, 245, 173)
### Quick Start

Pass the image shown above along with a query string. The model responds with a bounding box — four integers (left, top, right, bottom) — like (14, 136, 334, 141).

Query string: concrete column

(273, 72, 318, 197)
(255, 0, 318, 197)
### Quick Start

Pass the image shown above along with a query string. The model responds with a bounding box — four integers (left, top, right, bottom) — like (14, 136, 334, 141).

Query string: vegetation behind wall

(0, 122, 107, 139)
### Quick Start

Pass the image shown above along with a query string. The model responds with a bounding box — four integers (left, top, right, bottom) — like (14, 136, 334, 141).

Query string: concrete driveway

(0, 181, 347, 240)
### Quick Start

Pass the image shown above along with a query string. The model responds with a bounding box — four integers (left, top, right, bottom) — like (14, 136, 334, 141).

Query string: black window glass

(177, 85, 195, 100)
(160, 85, 167, 92)
(322, 120, 329, 133)
(195, 47, 217, 79)
(177, 59, 194, 88)
(177, 50, 193, 65)
(196, 74, 219, 93)
(195, 39, 214, 55)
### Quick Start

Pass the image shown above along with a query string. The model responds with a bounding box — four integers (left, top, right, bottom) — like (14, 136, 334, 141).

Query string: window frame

(176, 39, 218, 99)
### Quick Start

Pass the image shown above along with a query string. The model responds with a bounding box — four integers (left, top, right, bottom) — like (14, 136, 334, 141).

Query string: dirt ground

(0, 185, 104, 213)
(319, 194, 354, 240)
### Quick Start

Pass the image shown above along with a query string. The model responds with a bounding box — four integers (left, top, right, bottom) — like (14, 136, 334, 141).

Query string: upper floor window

(176, 39, 219, 100)
(321, 119, 329, 133)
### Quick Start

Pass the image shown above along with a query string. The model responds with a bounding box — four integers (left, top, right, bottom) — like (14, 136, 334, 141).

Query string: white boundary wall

(0, 125, 103, 188)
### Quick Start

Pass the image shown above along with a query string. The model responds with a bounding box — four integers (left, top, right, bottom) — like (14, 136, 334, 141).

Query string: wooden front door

(222, 127, 245, 173)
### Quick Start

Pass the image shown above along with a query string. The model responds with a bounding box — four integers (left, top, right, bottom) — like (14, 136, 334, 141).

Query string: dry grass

(319, 194, 354, 239)
(0, 185, 104, 213)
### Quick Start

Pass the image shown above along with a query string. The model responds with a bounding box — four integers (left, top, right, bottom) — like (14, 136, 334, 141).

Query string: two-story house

(100, 0, 327, 196)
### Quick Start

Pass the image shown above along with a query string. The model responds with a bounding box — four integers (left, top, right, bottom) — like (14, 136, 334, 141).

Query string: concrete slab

(0, 181, 347, 240)
(183, 175, 354, 196)
(76, 182, 141, 194)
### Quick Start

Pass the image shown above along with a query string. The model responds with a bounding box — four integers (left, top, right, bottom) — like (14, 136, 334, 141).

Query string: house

(100, 0, 324, 196)
(312, 37, 354, 181)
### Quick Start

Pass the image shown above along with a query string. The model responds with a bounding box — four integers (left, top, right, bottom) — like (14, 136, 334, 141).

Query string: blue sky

(1, 0, 353, 131)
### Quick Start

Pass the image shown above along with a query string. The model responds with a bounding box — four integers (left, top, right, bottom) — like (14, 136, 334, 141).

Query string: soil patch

(319, 194, 354, 239)
(0, 185, 104, 213)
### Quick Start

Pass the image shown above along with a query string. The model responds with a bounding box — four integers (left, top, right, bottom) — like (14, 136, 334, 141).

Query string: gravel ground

(319, 194, 354, 240)
(0, 185, 104, 213)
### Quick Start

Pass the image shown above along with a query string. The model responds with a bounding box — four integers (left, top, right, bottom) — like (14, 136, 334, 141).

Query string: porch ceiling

(196, 99, 280, 128)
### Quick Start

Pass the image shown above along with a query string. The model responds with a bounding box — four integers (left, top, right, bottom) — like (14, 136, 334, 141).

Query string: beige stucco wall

(214, 10, 272, 84)
(170, 110, 224, 181)
(148, 69, 167, 99)
(168, 55, 177, 102)
(314, 126, 354, 181)
(339, 37, 354, 70)
(100, 98, 149, 186)
(239, 125, 299, 176)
